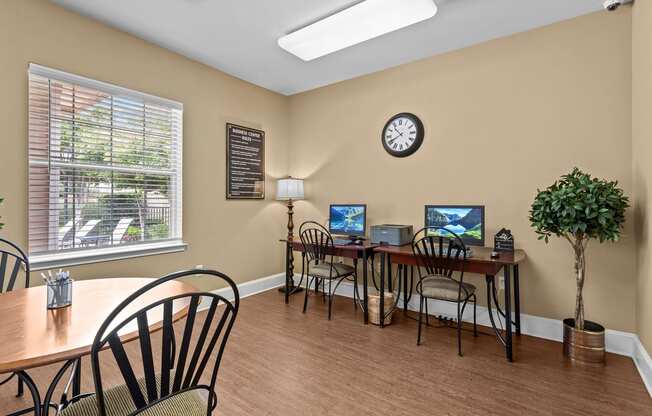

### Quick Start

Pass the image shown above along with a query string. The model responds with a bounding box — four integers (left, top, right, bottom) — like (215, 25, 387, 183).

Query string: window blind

(28, 64, 183, 262)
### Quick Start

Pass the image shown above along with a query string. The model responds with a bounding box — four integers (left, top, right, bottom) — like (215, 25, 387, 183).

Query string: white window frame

(28, 64, 186, 270)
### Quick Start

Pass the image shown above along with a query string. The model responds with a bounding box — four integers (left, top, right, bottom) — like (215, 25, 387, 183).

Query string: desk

(0, 278, 194, 415)
(374, 245, 526, 361)
(282, 240, 377, 324)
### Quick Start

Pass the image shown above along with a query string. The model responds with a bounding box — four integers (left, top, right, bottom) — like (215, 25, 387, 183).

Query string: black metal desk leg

(363, 250, 369, 324)
(352, 258, 359, 308)
(485, 275, 498, 331)
(402, 265, 408, 315)
(504, 267, 513, 362)
(379, 252, 385, 328)
(285, 242, 291, 304)
(514, 264, 521, 336)
(387, 255, 393, 292)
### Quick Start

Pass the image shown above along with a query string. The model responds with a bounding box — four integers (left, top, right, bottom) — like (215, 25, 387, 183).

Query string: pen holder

(47, 278, 73, 309)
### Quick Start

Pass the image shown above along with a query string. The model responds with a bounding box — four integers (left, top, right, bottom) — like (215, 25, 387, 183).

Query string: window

(28, 64, 184, 269)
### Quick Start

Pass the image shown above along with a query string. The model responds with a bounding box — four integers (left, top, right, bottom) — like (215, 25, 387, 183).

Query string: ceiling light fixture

(278, 0, 438, 61)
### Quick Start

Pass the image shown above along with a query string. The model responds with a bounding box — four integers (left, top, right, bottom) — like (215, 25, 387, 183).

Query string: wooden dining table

(0, 278, 196, 416)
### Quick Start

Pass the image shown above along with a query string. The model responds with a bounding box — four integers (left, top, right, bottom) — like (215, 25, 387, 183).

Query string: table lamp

(277, 177, 304, 294)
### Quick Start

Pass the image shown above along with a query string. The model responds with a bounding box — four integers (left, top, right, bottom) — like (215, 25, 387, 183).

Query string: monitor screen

(424, 205, 485, 246)
(329, 204, 367, 236)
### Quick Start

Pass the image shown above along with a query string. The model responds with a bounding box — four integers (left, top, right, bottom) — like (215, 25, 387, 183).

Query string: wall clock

(381, 112, 424, 158)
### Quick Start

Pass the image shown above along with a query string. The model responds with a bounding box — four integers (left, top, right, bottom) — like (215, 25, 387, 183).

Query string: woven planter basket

(368, 292, 395, 326)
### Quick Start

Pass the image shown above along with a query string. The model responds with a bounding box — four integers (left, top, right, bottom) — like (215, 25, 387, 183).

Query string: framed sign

(226, 123, 265, 199)
(494, 228, 514, 252)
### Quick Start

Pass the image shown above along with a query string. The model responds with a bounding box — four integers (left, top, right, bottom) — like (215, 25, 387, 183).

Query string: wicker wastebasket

(368, 292, 395, 326)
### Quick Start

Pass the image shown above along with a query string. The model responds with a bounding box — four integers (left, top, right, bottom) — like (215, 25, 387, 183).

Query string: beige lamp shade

(276, 177, 304, 200)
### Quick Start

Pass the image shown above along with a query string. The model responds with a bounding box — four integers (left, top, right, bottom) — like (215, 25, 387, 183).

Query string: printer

(370, 224, 413, 246)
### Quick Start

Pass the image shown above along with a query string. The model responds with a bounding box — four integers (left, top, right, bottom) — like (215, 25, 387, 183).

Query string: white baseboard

(304, 277, 652, 397)
(321, 278, 563, 343)
(204, 273, 652, 397)
(633, 336, 652, 396)
(210, 272, 286, 303)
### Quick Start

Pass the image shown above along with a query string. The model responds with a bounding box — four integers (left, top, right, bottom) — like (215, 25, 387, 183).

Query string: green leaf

(529, 168, 629, 246)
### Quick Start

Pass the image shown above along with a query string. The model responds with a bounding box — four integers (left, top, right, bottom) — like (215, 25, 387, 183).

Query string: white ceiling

(51, 0, 612, 95)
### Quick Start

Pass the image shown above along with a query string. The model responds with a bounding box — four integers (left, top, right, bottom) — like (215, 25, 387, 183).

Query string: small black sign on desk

(226, 123, 265, 199)
(494, 228, 514, 252)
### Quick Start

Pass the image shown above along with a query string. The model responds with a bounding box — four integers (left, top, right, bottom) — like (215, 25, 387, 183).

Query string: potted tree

(530, 168, 629, 365)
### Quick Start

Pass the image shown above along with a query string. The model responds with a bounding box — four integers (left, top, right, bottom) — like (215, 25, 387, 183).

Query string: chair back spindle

(0, 238, 30, 293)
(411, 227, 467, 283)
(299, 221, 335, 267)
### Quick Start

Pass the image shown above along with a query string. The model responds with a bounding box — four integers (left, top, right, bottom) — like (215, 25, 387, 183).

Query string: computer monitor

(329, 204, 367, 237)
(424, 205, 485, 246)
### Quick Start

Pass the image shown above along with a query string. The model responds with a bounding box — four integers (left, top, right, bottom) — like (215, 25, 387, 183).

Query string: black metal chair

(412, 227, 477, 356)
(0, 238, 30, 398)
(59, 269, 240, 416)
(300, 221, 358, 320)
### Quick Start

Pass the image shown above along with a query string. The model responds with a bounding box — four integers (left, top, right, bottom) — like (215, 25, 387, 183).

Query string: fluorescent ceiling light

(278, 0, 438, 61)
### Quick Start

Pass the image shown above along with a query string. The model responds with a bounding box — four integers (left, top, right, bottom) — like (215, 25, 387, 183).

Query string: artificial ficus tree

(529, 168, 629, 330)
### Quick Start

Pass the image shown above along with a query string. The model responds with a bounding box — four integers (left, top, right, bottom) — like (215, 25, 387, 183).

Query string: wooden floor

(2, 289, 650, 415)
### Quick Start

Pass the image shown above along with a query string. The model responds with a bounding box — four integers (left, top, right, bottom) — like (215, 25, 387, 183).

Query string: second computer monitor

(329, 204, 367, 237)
(425, 205, 485, 246)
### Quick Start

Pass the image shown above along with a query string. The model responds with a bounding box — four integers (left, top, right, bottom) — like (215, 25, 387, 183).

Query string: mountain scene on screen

(426, 207, 482, 242)
(330, 206, 365, 233)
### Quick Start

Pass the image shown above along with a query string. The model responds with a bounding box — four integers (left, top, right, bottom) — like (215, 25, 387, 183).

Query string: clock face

(382, 113, 424, 157)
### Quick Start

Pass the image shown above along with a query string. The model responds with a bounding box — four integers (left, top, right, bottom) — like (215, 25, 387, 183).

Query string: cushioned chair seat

(60, 377, 207, 416)
(418, 276, 476, 302)
(308, 261, 355, 279)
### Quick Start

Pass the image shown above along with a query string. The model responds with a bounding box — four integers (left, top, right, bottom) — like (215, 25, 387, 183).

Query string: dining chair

(0, 238, 31, 398)
(411, 227, 478, 356)
(59, 269, 240, 416)
(299, 221, 358, 320)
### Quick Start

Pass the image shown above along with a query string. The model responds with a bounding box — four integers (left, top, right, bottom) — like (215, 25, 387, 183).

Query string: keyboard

(333, 238, 352, 245)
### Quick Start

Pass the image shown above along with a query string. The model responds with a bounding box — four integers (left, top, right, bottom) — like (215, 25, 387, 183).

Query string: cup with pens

(42, 269, 73, 309)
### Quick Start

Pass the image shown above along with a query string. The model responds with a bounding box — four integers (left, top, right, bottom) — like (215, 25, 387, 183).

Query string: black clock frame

(381, 112, 424, 158)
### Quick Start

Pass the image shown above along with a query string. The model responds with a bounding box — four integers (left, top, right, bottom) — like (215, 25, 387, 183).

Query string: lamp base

(278, 285, 304, 294)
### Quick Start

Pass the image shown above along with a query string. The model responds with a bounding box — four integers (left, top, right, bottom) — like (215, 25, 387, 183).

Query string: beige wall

(0, 1, 643, 334)
(0, 0, 290, 290)
(633, 0, 652, 351)
(289, 10, 636, 331)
